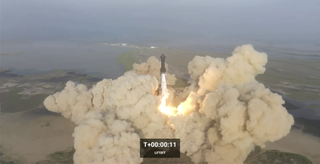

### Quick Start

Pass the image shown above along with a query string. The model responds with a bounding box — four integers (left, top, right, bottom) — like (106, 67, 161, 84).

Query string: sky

(1, 0, 320, 44)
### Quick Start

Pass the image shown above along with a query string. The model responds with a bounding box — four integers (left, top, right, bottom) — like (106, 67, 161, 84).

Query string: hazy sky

(1, 0, 320, 44)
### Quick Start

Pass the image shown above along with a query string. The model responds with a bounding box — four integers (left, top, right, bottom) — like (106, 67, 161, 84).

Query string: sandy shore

(1, 109, 75, 164)
(264, 127, 320, 164)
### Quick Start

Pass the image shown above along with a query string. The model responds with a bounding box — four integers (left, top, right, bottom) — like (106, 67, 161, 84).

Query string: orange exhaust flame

(158, 92, 178, 116)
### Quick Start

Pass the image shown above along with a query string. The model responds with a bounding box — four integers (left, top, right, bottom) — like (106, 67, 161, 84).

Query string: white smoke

(72, 110, 142, 164)
(44, 72, 173, 164)
(132, 56, 177, 86)
(44, 44, 294, 164)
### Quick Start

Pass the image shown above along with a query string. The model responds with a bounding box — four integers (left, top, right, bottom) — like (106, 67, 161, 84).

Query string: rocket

(157, 54, 167, 98)
(160, 54, 167, 98)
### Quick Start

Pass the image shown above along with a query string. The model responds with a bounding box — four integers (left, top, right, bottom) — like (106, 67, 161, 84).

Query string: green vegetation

(308, 104, 320, 109)
(245, 147, 312, 164)
(255, 57, 320, 101)
(0, 156, 24, 164)
(141, 153, 193, 164)
(283, 88, 320, 101)
(173, 76, 188, 88)
(35, 147, 75, 164)
(0, 144, 314, 164)
(256, 67, 320, 100)
(0, 145, 24, 164)
(1, 87, 48, 113)
(117, 50, 138, 71)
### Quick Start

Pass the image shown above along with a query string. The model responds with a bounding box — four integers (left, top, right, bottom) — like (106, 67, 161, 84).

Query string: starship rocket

(159, 54, 167, 98)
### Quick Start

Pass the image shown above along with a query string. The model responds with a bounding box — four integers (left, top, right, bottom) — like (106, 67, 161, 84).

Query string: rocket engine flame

(158, 53, 177, 116)
(159, 93, 173, 116)
(43, 44, 294, 164)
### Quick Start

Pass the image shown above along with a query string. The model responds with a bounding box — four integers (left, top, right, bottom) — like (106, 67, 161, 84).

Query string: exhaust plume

(44, 44, 294, 164)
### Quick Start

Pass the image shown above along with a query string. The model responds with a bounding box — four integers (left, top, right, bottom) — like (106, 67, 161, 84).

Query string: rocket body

(161, 73, 167, 98)
(160, 54, 167, 98)
(160, 54, 166, 73)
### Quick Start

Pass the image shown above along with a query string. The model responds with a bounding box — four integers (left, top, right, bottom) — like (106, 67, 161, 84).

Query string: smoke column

(44, 44, 294, 164)
(161, 73, 167, 99)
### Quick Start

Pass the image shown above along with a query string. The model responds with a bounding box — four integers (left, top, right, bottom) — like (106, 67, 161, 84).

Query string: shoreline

(1, 46, 319, 164)
(264, 127, 320, 164)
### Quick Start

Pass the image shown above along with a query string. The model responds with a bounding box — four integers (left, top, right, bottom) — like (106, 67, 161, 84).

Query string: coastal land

(1, 46, 319, 164)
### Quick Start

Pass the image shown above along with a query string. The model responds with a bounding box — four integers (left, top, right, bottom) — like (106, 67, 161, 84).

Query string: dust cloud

(44, 44, 294, 164)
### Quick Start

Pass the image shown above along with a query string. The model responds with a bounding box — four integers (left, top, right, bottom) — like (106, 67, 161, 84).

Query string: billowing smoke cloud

(132, 56, 177, 86)
(44, 44, 294, 164)
(44, 72, 174, 164)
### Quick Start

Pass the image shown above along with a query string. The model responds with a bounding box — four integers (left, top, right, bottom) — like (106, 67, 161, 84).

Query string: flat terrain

(264, 128, 320, 164)
(1, 47, 319, 164)
(1, 69, 101, 113)
(1, 110, 75, 164)
(133, 47, 320, 101)
(122, 47, 320, 164)
(0, 70, 100, 164)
